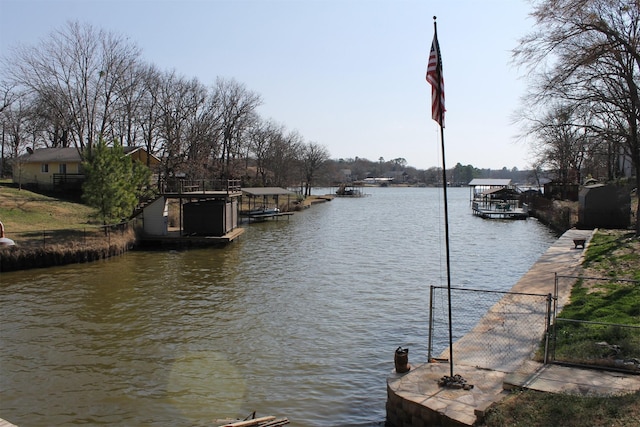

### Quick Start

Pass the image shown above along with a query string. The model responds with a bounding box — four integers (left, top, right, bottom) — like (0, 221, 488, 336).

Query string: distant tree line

(314, 157, 533, 188)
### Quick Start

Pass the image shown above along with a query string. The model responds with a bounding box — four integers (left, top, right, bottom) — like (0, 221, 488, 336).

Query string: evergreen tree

(82, 140, 151, 225)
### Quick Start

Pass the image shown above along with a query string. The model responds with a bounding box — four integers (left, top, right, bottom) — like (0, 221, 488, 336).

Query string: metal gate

(427, 286, 553, 372)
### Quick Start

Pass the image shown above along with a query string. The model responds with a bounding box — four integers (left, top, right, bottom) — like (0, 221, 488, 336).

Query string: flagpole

(432, 17, 454, 380)
(428, 16, 470, 390)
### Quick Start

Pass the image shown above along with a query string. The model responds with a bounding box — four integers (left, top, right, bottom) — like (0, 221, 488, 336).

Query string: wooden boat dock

(468, 178, 529, 220)
(472, 202, 529, 220)
(333, 183, 369, 197)
(240, 211, 294, 222)
(138, 227, 244, 247)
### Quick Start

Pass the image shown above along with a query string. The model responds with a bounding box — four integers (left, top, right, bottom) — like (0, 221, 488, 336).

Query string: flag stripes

(426, 31, 445, 127)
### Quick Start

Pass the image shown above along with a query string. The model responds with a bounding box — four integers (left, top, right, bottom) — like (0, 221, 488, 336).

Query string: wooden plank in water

(219, 416, 276, 427)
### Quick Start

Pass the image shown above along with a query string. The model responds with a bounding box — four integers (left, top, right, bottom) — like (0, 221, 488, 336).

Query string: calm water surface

(0, 187, 557, 426)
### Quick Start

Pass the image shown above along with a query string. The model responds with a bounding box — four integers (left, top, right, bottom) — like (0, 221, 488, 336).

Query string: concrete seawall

(386, 228, 596, 427)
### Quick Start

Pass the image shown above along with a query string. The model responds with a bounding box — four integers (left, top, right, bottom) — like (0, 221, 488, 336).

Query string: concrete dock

(386, 228, 640, 427)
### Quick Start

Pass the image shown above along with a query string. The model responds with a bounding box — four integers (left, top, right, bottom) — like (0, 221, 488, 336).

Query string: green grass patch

(494, 230, 640, 426)
(550, 237, 640, 369)
(583, 231, 640, 280)
(561, 279, 640, 325)
(0, 182, 98, 232)
(552, 320, 640, 367)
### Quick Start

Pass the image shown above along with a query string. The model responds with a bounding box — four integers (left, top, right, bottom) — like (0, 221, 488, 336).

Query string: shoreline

(386, 228, 600, 426)
(0, 228, 136, 273)
(0, 196, 337, 273)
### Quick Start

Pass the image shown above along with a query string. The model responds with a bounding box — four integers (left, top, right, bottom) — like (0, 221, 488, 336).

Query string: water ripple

(0, 187, 556, 426)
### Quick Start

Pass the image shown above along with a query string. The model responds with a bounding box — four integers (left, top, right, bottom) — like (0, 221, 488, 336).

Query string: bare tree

(184, 87, 223, 180)
(1, 20, 320, 196)
(137, 64, 165, 166)
(266, 129, 303, 188)
(0, 80, 18, 114)
(514, 0, 640, 234)
(525, 104, 592, 186)
(4, 21, 142, 155)
(1, 92, 37, 187)
(212, 78, 262, 179)
(0, 82, 19, 175)
(301, 142, 330, 196)
(108, 62, 149, 148)
(155, 71, 209, 184)
(248, 119, 286, 186)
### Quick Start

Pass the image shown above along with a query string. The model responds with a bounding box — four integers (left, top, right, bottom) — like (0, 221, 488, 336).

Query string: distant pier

(472, 203, 528, 220)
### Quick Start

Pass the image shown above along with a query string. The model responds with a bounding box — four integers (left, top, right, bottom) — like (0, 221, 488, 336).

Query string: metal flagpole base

(438, 374, 474, 390)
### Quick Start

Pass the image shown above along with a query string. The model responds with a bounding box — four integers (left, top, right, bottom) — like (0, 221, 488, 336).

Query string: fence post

(553, 272, 559, 319)
(428, 285, 435, 362)
(544, 293, 552, 364)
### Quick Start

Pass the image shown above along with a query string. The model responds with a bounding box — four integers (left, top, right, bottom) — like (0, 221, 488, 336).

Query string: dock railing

(160, 178, 242, 194)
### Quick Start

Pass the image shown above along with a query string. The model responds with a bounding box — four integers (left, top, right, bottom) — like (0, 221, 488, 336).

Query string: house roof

(20, 147, 81, 163)
(468, 178, 512, 187)
(122, 146, 161, 164)
(242, 187, 295, 196)
(19, 146, 160, 164)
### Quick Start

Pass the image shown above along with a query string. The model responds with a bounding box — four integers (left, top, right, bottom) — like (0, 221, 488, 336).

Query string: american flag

(426, 30, 445, 127)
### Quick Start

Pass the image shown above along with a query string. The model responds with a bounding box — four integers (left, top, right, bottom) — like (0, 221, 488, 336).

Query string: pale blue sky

(0, 0, 535, 170)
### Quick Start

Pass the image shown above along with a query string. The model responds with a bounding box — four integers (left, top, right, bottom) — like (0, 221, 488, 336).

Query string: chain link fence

(551, 275, 640, 373)
(0, 221, 138, 272)
(428, 276, 640, 374)
(428, 286, 552, 372)
(7, 222, 133, 251)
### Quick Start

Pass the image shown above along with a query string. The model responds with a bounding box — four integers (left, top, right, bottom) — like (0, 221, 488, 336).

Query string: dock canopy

(242, 187, 296, 197)
(241, 187, 296, 213)
(468, 179, 512, 187)
(468, 178, 518, 199)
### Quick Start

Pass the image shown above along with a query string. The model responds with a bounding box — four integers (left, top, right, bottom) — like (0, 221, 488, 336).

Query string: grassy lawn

(0, 180, 98, 232)
(583, 230, 640, 281)
(0, 181, 136, 270)
(483, 229, 640, 427)
(484, 389, 640, 427)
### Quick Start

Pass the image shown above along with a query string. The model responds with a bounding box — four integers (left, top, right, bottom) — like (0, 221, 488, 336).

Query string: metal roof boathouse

(468, 179, 528, 220)
(240, 187, 296, 222)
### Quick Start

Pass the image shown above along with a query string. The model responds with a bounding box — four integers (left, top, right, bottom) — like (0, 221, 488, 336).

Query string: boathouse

(137, 179, 244, 246)
(241, 187, 296, 216)
(468, 179, 528, 219)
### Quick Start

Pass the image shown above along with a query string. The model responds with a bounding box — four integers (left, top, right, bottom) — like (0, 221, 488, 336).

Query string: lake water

(0, 187, 557, 426)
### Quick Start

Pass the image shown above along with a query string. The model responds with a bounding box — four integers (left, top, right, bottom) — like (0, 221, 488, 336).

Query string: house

(362, 177, 394, 185)
(13, 146, 160, 191)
